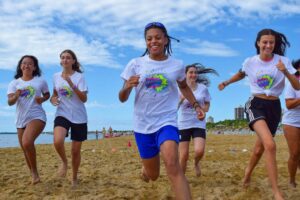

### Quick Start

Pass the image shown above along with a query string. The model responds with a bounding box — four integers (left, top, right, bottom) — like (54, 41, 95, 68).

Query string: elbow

(119, 96, 127, 103)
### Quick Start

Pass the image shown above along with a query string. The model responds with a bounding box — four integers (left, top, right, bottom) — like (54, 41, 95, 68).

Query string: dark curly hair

(14, 55, 41, 79)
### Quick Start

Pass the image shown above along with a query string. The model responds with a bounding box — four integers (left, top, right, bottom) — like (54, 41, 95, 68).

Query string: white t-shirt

(121, 55, 185, 134)
(282, 79, 300, 128)
(53, 71, 88, 123)
(241, 54, 296, 97)
(178, 83, 211, 130)
(7, 76, 49, 128)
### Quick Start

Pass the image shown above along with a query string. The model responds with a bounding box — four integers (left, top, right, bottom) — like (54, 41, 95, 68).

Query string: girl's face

(186, 67, 197, 83)
(60, 52, 75, 69)
(257, 34, 275, 57)
(145, 28, 168, 59)
(20, 57, 35, 77)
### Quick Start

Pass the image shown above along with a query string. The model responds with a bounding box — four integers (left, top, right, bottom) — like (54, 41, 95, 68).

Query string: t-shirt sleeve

(120, 59, 137, 81)
(285, 58, 296, 74)
(241, 58, 250, 74)
(77, 74, 88, 92)
(7, 80, 17, 95)
(41, 78, 49, 94)
(177, 61, 185, 82)
(284, 82, 296, 99)
(203, 87, 211, 102)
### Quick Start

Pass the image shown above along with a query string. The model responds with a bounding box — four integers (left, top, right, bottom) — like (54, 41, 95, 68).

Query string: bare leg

(141, 155, 160, 182)
(71, 141, 82, 187)
(17, 129, 31, 171)
(243, 137, 264, 187)
(161, 140, 192, 200)
(53, 126, 68, 177)
(193, 137, 205, 177)
(252, 120, 284, 200)
(21, 120, 45, 184)
(179, 141, 190, 174)
(284, 125, 300, 188)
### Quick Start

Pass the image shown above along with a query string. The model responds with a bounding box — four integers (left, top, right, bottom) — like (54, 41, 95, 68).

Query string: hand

(15, 90, 21, 99)
(35, 96, 45, 104)
(276, 59, 287, 74)
(125, 75, 140, 89)
(218, 82, 225, 91)
(195, 106, 206, 121)
(50, 96, 60, 106)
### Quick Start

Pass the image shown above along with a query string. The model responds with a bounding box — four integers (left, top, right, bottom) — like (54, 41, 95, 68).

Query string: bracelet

(192, 101, 200, 109)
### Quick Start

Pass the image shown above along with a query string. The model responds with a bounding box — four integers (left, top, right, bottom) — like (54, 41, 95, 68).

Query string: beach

(0, 134, 299, 200)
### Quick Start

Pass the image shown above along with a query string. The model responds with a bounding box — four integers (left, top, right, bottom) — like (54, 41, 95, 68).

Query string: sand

(0, 134, 299, 200)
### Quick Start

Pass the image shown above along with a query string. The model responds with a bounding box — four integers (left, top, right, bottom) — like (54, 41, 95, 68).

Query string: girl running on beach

(218, 29, 300, 200)
(282, 59, 300, 188)
(7, 55, 50, 184)
(178, 63, 217, 176)
(119, 22, 205, 199)
(50, 49, 88, 187)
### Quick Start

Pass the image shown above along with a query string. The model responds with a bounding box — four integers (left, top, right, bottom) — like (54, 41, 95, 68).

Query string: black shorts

(54, 116, 87, 142)
(179, 128, 206, 142)
(245, 96, 281, 136)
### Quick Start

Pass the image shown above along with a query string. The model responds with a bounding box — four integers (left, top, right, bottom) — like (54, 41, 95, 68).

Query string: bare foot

(71, 179, 79, 189)
(31, 174, 41, 185)
(274, 191, 284, 200)
(195, 164, 201, 177)
(242, 167, 251, 188)
(289, 181, 297, 188)
(140, 167, 149, 183)
(58, 163, 67, 177)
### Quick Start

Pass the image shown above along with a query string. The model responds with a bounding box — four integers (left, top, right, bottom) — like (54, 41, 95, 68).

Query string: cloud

(0, 0, 299, 70)
(182, 39, 238, 57)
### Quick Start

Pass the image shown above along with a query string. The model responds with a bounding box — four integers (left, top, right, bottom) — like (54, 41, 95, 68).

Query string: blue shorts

(134, 125, 179, 159)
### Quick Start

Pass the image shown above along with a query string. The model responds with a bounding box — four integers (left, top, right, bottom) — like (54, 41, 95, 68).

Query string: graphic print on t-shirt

(257, 74, 274, 89)
(20, 86, 35, 98)
(145, 74, 168, 93)
(58, 86, 73, 98)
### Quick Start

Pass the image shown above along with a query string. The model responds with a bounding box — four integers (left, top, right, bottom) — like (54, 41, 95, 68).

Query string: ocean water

(0, 133, 103, 148)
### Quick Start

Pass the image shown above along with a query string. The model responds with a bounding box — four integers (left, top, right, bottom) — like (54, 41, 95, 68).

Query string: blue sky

(0, 0, 300, 132)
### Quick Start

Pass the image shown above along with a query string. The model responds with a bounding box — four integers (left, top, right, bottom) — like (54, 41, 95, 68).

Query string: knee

(164, 159, 180, 176)
(71, 148, 81, 157)
(253, 147, 264, 157)
(180, 151, 189, 162)
(54, 140, 64, 149)
(22, 139, 34, 150)
(263, 142, 276, 153)
(194, 149, 204, 158)
(148, 172, 159, 181)
(289, 150, 300, 161)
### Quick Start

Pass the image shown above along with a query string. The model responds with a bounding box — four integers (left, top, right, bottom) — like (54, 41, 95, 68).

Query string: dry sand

(0, 134, 299, 200)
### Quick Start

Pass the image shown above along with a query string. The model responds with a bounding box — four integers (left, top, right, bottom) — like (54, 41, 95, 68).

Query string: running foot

(289, 181, 297, 188)
(31, 173, 41, 185)
(71, 179, 79, 189)
(274, 191, 284, 200)
(195, 164, 201, 177)
(140, 167, 150, 183)
(58, 163, 67, 177)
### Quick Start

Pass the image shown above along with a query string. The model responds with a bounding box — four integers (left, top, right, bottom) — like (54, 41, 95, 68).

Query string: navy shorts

(245, 96, 281, 136)
(54, 116, 87, 142)
(179, 128, 206, 142)
(134, 125, 179, 159)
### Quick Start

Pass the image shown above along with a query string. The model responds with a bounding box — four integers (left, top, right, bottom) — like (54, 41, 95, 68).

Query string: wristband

(192, 101, 200, 109)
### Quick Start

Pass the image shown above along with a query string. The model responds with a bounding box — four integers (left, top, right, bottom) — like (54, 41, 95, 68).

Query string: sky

(0, 0, 300, 132)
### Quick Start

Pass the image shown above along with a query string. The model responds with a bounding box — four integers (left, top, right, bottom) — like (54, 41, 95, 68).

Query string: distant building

(207, 116, 214, 123)
(235, 106, 245, 120)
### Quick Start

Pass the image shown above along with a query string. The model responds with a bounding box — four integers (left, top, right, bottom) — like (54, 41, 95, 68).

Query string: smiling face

(60, 52, 75, 69)
(186, 66, 198, 83)
(145, 28, 168, 60)
(257, 34, 275, 58)
(20, 57, 36, 77)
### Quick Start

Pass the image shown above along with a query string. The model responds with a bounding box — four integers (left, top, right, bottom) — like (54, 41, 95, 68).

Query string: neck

(188, 81, 197, 89)
(63, 68, 74, 75)
(260, 54, 273, 61)
(149, 54, 167, 61)
(22, 74, 33, 81)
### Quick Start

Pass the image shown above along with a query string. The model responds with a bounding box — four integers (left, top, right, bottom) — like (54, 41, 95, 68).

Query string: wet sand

(0, 134, 299, 199)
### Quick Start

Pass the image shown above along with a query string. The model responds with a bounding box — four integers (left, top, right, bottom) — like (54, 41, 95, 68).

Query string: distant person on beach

(177, 63, 217, 176)
(119, 21, 205, 200)
(50, 49, 88, 187)
(7, 55, 50, 184)
(282, 59, 300, 188)
(218, 29, 300, 200)
(95, 130, 98, 140)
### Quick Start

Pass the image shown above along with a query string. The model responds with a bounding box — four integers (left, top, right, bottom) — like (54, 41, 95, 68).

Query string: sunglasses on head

(144, 22, 180, 43)
(145, 22, 165, 30)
